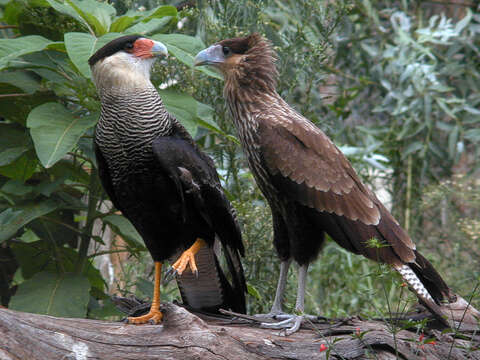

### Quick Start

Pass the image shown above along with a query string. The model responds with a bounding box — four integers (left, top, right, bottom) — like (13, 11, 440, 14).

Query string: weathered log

(0, 304, 479, 360)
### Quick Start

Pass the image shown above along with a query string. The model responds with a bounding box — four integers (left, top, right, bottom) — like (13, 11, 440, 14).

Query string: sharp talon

(127, 309, 163, 324)
(171, 238, 206, 277)
(260, 314, 304, 335)
(194, 269, 198, 279)
(163, 267, 177, 284)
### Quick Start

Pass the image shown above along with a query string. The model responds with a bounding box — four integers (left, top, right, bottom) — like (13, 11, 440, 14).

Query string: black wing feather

(94, 142, 121, 210)
(151, 134, 246, 312)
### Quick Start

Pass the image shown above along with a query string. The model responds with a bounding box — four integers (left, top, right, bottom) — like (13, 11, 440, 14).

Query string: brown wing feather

(257, 112, 416, 263)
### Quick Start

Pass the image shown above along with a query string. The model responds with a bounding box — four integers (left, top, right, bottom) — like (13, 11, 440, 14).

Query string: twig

(0, 93, 31, 98)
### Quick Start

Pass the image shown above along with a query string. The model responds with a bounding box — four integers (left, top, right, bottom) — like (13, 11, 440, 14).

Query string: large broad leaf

(64, 32, 121, 78)
(111, 5, 176, 33)
(0, 71, 40, 94)
(196, 101, 239, 144)
(103, 214, 146, 249)
(46, 0, 115, 35)
(136, 5, 177, 22)
(65, 0, 116, 36)
(9, 271, 90, 318)
(0, 35, 53, 70)
(0, 198, 60, 243)
(27, 103, 98, 168)
(152, 34, 222, 80)
(126, 17, 172, 35)
(11, 241, 105, 291)
(110, 15, 135, 32)
(0, 124, 31, 167)
(46, 0, 91, 31)
(158, 89, 198, 136)
(125, 5, 177, 22)
(0, 151, 38, 181)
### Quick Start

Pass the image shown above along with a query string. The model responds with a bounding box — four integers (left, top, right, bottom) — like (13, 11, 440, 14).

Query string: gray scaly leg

(270, 259, 292, 315)
(261, 264, 309, 336)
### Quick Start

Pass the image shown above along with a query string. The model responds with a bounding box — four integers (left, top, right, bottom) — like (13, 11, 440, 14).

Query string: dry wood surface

(0, 302, 479, 359)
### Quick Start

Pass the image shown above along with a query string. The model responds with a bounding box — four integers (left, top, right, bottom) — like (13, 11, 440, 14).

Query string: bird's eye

(125, 43, 134, 50)
(222, 46, 231, 56)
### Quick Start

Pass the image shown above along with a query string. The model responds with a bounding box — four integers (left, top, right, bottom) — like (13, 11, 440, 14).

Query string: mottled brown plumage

(195, 33, 480, 333)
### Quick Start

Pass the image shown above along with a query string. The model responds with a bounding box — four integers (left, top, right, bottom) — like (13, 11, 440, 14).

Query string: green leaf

(64, 32, 121, 78)
(448, 125, 459, 158)
(158, 89, 198, 136)
(0, 151, 38, 181)
(46, 0, 90, 30)
(0, 35, 53, 70)
(19, 228, 41, 243)
(401, 141, 423, 159)
(465, 129, 480, 142)
(1, 180, 33, 196)
(152, 34, 222, 80)
(65, 0, 116, 36)
(196, 102, 239, 143)
(110, 15, 135, 32)
(436, 98, 458, 120)
(0, 71, 40, 94)
(247, 283, 262, 300)
(27, 103, 98, 168)
(126, 17, 172, 35)
(88, 296, 123, 319)
(136, 277, 153, 298)
(11, 241, 104, 290)
(9, 271, 90, 318)
(103, 214, 145, 249)
(137, 5, 177, 22)
(0, 124, 31, 167)
(0, 199, 60, 243)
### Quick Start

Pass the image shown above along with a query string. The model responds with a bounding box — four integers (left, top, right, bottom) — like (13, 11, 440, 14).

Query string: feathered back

(218, 33, 278, 93)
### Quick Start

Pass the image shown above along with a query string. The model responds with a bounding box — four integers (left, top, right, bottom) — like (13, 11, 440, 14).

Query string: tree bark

(0, 304, 479, 360)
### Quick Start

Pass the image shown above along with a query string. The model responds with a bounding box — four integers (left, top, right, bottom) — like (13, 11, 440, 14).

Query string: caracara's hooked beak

(150, 40, 168, 57)
(194, 45, 224, 67)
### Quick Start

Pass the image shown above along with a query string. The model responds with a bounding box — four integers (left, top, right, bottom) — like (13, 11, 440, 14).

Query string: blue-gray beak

(151, 40, 168, 57)
(194, 45, 224, 66)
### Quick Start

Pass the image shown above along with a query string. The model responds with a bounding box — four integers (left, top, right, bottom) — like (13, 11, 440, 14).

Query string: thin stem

(87, 249, 129, 258)
(75, 167, 100, 273)
(68, 152, 94, 164)
(40, 218, 65, 274)
(40, 216, 85, 236)
(0, 93, 31, 98)
(404, 155, 412, 232)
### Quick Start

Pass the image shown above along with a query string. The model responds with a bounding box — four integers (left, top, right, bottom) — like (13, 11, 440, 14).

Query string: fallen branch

(0, 303, 479, 359)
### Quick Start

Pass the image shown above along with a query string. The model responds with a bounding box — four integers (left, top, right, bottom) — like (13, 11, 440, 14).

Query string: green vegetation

(0, 0, 478, 327)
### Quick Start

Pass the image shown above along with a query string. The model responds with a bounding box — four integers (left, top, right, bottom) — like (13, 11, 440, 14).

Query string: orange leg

(128, 262, 163, 324)
(171, 238, 207, 276)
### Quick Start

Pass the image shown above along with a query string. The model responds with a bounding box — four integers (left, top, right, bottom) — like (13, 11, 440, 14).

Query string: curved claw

(171, 238, 206, 277)
(260, 314, 304, 336)
(163, 266, 178, 285)
(127, 308, 163, 325)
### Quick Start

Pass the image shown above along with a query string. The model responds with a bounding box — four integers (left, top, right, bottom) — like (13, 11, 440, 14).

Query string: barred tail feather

(395, 250, 480, 331)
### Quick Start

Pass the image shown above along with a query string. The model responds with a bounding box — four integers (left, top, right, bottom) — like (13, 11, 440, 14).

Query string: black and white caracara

(89, 35, 246, 324)
(194, 33, 479, 334)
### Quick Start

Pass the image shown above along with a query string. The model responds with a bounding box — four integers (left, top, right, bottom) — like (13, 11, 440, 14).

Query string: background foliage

(0, 0, 479, 322)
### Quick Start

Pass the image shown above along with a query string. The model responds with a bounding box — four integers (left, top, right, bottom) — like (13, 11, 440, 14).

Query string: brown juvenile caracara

(194, 33, 479, 334)
(89, 35, 246, 324)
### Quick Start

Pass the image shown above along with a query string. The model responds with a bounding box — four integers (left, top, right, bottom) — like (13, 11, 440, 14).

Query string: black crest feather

(88, 35, 142, 66)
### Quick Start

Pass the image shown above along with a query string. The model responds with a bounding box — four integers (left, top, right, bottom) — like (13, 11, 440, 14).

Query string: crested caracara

(89, 35, 246, 324)
(194, 33, 479, 334)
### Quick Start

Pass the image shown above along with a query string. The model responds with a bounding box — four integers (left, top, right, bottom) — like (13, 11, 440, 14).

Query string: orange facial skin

(133, 38, 155, 59)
